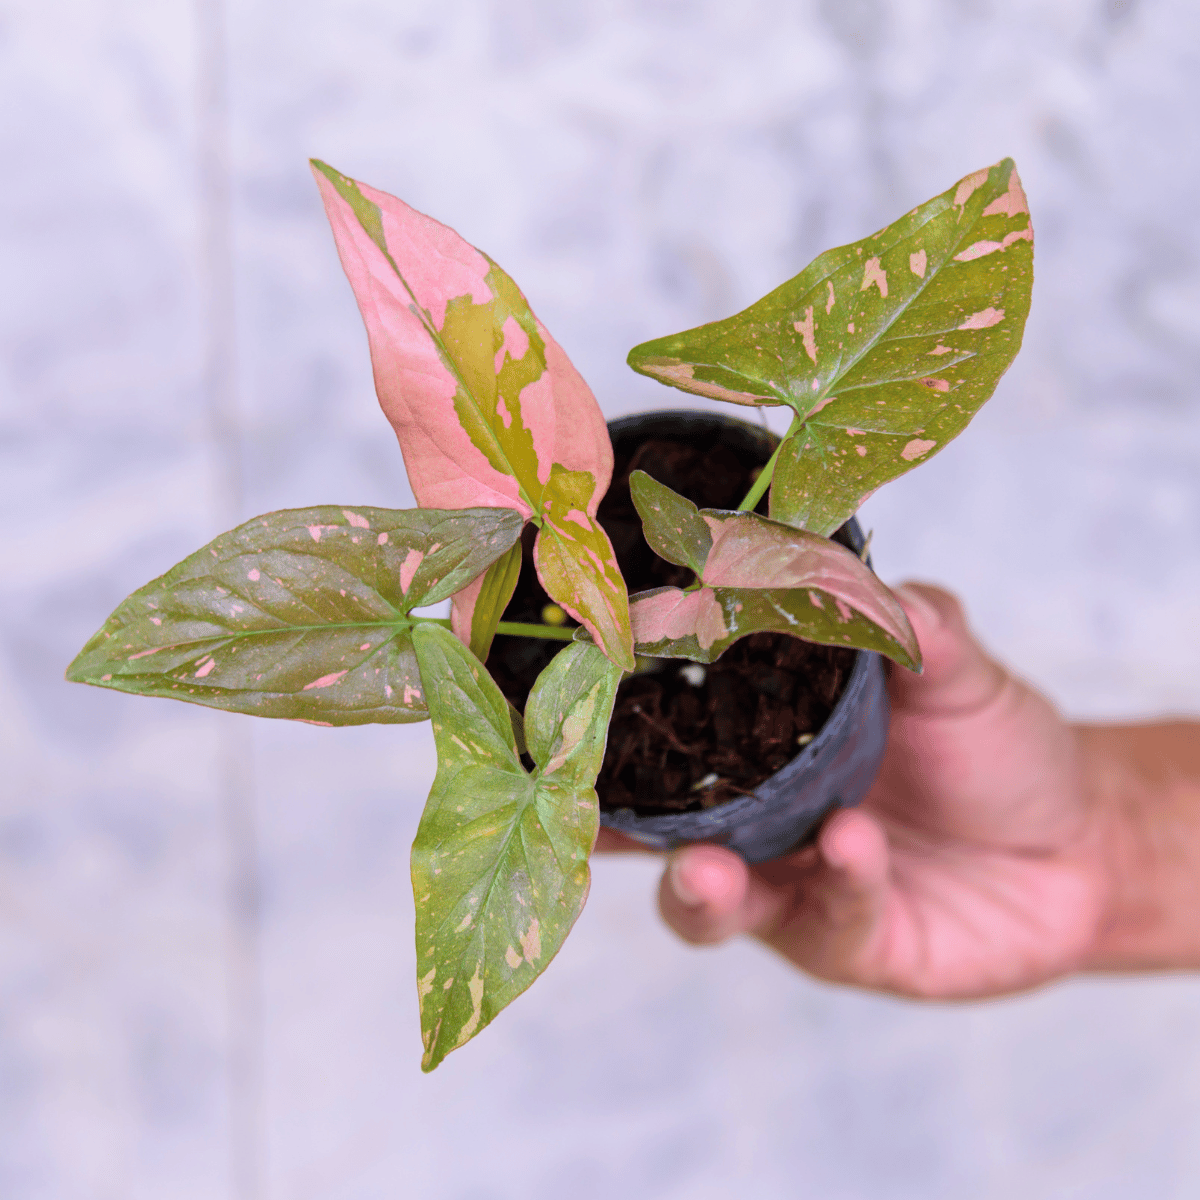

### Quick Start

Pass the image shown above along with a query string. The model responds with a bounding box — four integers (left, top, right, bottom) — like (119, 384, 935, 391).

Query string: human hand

(597, 584, 1116, 1000)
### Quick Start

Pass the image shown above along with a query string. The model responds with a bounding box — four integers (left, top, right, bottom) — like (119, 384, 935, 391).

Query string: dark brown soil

(484, 429, 855, 815)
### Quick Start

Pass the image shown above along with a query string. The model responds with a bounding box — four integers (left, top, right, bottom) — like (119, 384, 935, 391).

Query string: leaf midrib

(78, 618, 414, 672)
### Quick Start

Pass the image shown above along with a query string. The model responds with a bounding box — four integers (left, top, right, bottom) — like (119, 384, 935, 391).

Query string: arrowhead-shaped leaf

(311, 160, 633, 668)
(628, 469, 713, 578)
(627, 159, 1033, 535)
(66, 506, 522, 725)
(623, 503, 918, 668)
(410, 626, 620, 1070)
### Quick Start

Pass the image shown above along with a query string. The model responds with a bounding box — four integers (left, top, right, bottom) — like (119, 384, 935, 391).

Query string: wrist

(1076, 721, 1200, 973)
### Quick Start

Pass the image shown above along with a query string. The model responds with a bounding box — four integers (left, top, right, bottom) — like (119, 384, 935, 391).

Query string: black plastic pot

(597, 410, 891, 864)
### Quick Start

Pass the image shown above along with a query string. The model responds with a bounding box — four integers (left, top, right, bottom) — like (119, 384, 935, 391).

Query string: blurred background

(3, 0, 1199, 1196)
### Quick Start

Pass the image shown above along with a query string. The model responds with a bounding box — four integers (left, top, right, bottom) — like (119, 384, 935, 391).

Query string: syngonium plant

(67, 157, 1033, 1069)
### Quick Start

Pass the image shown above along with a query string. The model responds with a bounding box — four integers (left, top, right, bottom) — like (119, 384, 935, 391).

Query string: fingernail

(668, 855, 703, 907)
(895, 584, 942, 631)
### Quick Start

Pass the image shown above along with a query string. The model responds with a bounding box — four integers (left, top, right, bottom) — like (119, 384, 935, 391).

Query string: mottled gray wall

(3, 0, 1199, 1197)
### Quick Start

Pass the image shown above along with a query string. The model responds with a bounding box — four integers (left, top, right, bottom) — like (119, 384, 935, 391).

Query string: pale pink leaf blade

(310, 160, 612, 523)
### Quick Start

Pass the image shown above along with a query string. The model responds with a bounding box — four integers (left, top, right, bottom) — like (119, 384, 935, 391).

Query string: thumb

(890, 583, 1006, 717)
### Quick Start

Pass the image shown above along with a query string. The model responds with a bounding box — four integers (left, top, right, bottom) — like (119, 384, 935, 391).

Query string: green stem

(737, 412, 801, 512)
(419, 617, 576, 642)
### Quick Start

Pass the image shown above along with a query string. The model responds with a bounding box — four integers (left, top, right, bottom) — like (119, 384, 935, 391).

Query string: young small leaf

(628, 469, 713, 577)
(312, 161, 634, 668)
(623, 503, 918, 668)
(628, 584, 918, 669)
(627, 159, 1033, 535)
(66, 506, 522, 725)
(523, 641, 622, 786)
(451, 541, 523, 662)
(410, 627, 619, 1071)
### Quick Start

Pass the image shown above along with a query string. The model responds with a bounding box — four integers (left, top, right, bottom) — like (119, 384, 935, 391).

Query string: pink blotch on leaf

(953, 229, 1032, 262)
(793, 305, 817, 363)
(493, 315, 530, 374)
(195, 658, 217, 678)
(901, 438, 937, 461)
(248, 568, 260, 581)
(399, 548, 425, 594)
(630, 587, 727, 651)
(982, 169, 1029, 217)
(303, 670, 349, 690)
(953, 167, 990, 207)
(958, 307, 1005, 330)
(860, 257, 888, 298)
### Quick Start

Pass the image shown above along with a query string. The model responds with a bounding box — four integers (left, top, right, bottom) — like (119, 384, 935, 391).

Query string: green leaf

(627, 159, 1033, 535)
(522, 641, 622, 785)
(628, 470, 713, 577)
(66, 506, 522, 725)
(410, 627, 620, 1070)
(453, 541, 523, 662)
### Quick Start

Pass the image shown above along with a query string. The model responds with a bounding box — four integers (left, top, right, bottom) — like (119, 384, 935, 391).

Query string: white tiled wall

(4, 1, 1199, 1196)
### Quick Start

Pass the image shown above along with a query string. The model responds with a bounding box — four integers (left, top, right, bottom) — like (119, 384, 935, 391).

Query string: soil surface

(484, 429, 856, 815)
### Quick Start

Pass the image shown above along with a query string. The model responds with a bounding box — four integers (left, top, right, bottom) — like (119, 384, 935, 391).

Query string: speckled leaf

(534, 467, 634, 671)
(450, 541, 523, 662)
(628, 584, 917, 668)
(627, 159, 1033, 535)
(65, 506, 522, 725)
(622, 505, 918, 668)
(312, 161, 633, 667)
(629, 469, 712, 577)
(410, 627, 620, 1070)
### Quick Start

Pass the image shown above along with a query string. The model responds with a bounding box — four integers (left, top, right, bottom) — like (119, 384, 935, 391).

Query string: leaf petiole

(417, 617, 576, 642)
(736, 412, 801, 512)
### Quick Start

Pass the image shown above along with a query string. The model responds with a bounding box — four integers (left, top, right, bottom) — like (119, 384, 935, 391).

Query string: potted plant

(67, 157, 1032, 1069)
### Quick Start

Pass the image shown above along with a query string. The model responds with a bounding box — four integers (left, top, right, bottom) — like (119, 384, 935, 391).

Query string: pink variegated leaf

(620, 495, 919, 668)
(627, 580, 919, 668)
(311, 160, 633, 669)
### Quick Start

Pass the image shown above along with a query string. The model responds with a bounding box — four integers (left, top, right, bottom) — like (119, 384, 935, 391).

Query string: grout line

(195, 0, 263, 1197)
